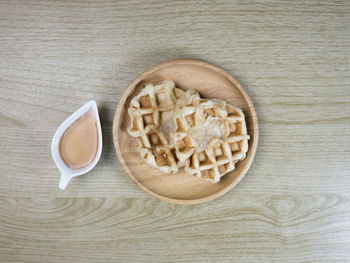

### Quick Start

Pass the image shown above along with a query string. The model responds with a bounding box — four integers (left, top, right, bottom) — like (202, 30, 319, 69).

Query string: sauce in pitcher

(59, 110, 98, 169)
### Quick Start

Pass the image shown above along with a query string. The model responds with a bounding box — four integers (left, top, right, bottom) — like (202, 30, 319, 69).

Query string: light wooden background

(0, 0, 349, 262)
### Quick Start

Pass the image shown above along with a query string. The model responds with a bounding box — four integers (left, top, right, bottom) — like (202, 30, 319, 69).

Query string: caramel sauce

(59, 110, 98, 169)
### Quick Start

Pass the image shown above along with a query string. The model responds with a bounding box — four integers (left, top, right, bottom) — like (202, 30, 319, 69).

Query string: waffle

(127, 80, 250, 182)
(127, 80, 185, 173)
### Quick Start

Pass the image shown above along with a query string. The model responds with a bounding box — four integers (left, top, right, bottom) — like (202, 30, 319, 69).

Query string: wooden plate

(113, 59, 258, 205)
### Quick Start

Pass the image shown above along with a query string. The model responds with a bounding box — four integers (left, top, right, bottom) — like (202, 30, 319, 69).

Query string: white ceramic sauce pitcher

(51, 100, 103, 190)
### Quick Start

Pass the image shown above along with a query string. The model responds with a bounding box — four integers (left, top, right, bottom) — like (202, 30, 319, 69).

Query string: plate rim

(113, 59, 259, 205)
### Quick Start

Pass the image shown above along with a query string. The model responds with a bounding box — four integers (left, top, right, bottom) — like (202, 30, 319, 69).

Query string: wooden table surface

(1, 1, 349, 262)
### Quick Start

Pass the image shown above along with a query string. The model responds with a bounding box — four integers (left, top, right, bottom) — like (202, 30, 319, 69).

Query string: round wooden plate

(113, 59, 258, 205)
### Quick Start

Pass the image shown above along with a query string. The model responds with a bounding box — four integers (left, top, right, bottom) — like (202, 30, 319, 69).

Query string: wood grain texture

(0, 0, 349, 262)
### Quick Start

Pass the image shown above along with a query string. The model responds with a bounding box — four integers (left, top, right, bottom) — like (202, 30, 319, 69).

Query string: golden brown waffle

(127, 80, 186, 173)
(172, 91, 250, 182)
(127, 80, 250, 182)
